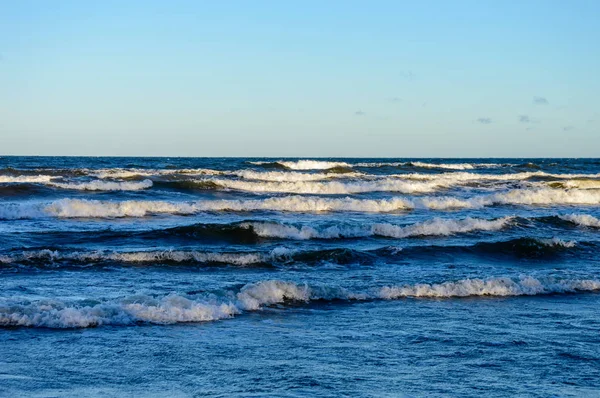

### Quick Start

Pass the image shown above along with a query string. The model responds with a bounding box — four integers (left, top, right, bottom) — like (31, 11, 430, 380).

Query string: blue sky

(1, 0, 598, 156)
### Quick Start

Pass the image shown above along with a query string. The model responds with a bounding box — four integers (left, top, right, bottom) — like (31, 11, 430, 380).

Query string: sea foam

(2, 276, 599, 328)
(48, 179, 153, 191)
(243, 216, 512, 240)
(559, 214, 600, 228)
(1, 188, 600, 219)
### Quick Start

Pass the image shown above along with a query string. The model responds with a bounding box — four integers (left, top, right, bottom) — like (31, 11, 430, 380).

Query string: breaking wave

(2, 188, 600, 219)
(248, 160, 505, 171)
(353, 161, 481, 170)
(0, 249, 267, 267)
(243, 217, 512, 240)
(548, 179, 600, 190)
(205, 178, 446, 194)
(2, 276, 599, 328)
(559, 214, 600, 228)
(250, 160, 352, 170)
(48, 179, 153, 191)
(231, 170, 363, 182)
(0, 236, 584, 271)
(0, 175, 54, 183)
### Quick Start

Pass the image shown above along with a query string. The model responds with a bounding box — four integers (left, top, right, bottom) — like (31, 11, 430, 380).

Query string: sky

(0, 0, 599, 157)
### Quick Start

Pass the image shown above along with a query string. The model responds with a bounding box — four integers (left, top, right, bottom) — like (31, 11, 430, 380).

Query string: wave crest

(2, 276, 599, 328)
(48, 179, 153, 191)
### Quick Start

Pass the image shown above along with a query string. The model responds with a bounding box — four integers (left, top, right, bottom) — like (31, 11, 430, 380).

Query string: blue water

(1, 157, 600, 397)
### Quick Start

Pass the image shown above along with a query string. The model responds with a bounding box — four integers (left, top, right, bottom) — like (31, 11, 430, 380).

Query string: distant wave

(3, 168, 599, 192)
(399, 171, 600, 182)
(0, 236, 583, 271)
(187, 173, 600, 194)
(243, 217, 512, 240)
(91, 168, 223, 179)
(2, 276, 599, 328)
(2, 188, 600, 218)
(0, 175, 54, 183)
(0, 247, 374, 268)
(248, 160, 503, 171)
(47, 179, 153, 191)
(231, 170, 363, 182)
(0, 173, 153, 191)
(355, 161, 501, 170)
(202, 178, 446, 194)
(249, 160, 352, 170)
(0, 249, 268, 267)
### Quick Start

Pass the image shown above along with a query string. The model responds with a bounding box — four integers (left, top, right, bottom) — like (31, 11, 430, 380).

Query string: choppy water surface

(1, 157, 600, 397)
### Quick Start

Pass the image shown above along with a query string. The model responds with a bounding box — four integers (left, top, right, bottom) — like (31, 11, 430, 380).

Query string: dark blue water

(1, 157, 600, 397)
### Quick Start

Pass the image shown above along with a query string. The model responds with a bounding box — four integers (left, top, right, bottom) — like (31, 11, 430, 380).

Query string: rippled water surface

(1, 157, 600, 397)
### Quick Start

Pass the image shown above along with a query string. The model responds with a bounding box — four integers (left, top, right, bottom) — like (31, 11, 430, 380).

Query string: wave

(375, 237, 580, 259)
(248, 160, 504, 171)
(3, 167, 361, 181)
(396, 172, 600, 186)
(250, 160, 352, 171)
(204, 178, 446, 194)
(47, 179, 153, 191)
(0, 236, 583, 271)
(2, 188, 599, 219)
(355, 161, 477, 170)
(91, 168, 223, 179)
(469, 237, 577, 258)
(0, 173, 153, 191)
(0, 247, 378, 269)
(0, 249, 267, 267)
(378, 275, 599, 299)
(2, 276, 599, 328)
(0, 183, 53, 197)
(351, 161, 505, 170)
(0, 175, 54, 183)
(243, 217, 512, 240)
(203, 173, 600, 195)
(231, 170, 363, 182)
(559, 214, 600, 228)
(487, 188, 600, 206)
(0, 197, 413, 219)
(548, 179, 600, 190)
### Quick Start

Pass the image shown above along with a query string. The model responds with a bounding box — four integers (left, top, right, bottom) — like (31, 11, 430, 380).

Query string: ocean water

(1, 157, 600, 397)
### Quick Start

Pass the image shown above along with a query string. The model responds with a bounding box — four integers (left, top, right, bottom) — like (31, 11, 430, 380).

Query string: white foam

(0, 295, 240, 328)
(250, 160, 351, 170)
(2, 188, 599, 219)
(231, 170, 362, 182)
(31, 197, 413, 218)
(208, 178, 445, 194)
(405, 161, 476, 170)
(354, 162, 501, 170)
(395, 171, 600, 184)
(0, 249, 267, 266)
(0, 175, 54, 183)
(48, 179, 153, 191)
(538, 238, 577, 248)
(559, 214, 600, 228)
(549, 179, 600, 189)
(379, 276, 599, 298)
(92, 168, 223, 179)
(489, 188, 600, 206)
(2, 276, 599, 328)
(243, 217, 512, 240)
(0, 189, 600, 219)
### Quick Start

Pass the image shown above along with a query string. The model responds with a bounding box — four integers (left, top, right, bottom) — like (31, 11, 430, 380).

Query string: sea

(1, 157, 600, 397)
